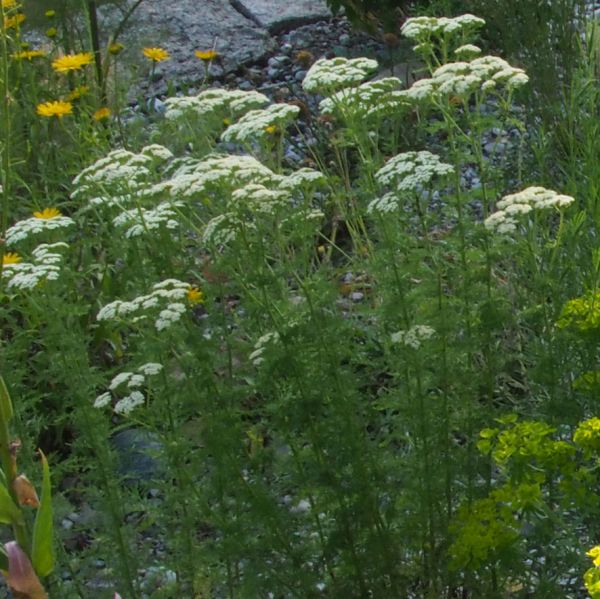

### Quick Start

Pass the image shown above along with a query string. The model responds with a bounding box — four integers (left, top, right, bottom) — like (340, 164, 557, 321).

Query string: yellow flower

(4, 12, 25, 29)
(52, 52, 93, 73)
(588, 546, 600, 568)
(33, 207, 62, 219)
(2, 0, 18, 9)
(44, 9, 55, 17)
(187, 286, 204, 304)
(2, 252, 21, 266)
(36, 100, 72, 118)
(142, 47, 170, 62)
(11, 50, 46, 60)
(66, 85, 90, 101)
(93, 107, 111, 121)
(108, 42, 124, 55)
(45, 27, 57, 38)
(264, 125, 278, 135)
(194, 49, 218, 61)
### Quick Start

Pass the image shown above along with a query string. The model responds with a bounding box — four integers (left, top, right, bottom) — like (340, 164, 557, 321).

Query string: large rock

(99, 0, 276, 90)
(231, 0, 332, 33)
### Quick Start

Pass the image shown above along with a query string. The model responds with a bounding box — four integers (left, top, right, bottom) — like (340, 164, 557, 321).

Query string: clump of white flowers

(400, 55, 528, 102)
(112, 200, 183, 238)
(5, 214, 75, 246)
(94, 362, 163, 415)
(368, 151, 453, 213)
(221, 103, 300, 145)
(391, 325, 436, 350)
(454, 44, 482, 58)
(484, 186, 575, 235)
(249, 332, 281, 366)
(318, 77, 409, 120)
(97, 279, 194, 332)
(231, 183, 290, 215)
(166, 154, 276, 200)
(164, 88, 269, 121)
(302, 57, 379, 94)
(2, 243, 69, 290)
(401, 14, 485, 44)
(202, 213, 245, 246)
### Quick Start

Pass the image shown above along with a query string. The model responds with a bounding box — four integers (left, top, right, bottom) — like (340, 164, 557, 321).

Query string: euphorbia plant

(0, 376, 54, 599)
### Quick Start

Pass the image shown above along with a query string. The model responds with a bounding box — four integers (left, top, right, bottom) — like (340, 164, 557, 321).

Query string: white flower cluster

(484, 186, 575, 234)
(97, 279, 191, 332)
(140, 144, 174, 162)
(249, 331, 280, 366)
(167, 154, 275, 199)
(202, 213, 245, 246)
(401, 55, 528, 102)
(273, 168, 326, 191)
(221, 103, 300, 144)
(391, 325, 436, 350)
(165, 88, 269, 121)
(94, 362, 163, 414)
(319, 77, 409, 119)
(5, 215, 75, 246)
(72, 149, 154, 194)
(401, 14, 485, 42)
(368, 152, 453, 213)
(302, 57, 379, 94)
(454, 44, 482, 58)
(231, 183, 290, 215)
(2, 242, 68, 290)
(112, 200, 183, 238)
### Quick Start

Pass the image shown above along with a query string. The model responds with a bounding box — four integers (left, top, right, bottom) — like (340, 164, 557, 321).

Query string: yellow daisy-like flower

(108, 42, 124, 55)
(2, 0, 18, 9)
(11, 50, 46, 60)
(36, 100, 73, 118)
(142, 47, 170, 62)
(2, 252, 21, 266)
(194, 49, 219, 61)
(93, 107, 111, 121)
(33, 207, 62, 219)
(187, 286, 204, 304)
(66, 85, 90, 101)
(46, 27, 57, 38)
(4, 12, 25, 29)
(52, 52, 94, 73)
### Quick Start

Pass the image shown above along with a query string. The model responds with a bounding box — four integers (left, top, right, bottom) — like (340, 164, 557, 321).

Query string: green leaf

(0, 544, 8, 571)
(0, 483, 22, 525)
(31, 451, 54, 578)
(0, 377, 13, 426)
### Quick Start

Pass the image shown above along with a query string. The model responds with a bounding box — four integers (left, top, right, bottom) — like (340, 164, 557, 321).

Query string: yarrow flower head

(97, 279, 196, 332)
(142, 47, 170, 62)
(484, 186, 574, 235)
(302, 56, 379, 94)
(221, 103, 300, 145)
(391, 325, 436, 350)
(94, 363, 163, 414)
(1, 243, 69, 290)
(401, 14, 485, 45)
(36, 100, 73, 118)
(5, 212, 74, 246)
(52, 52, 94, 73)
(368, 151, 453, 213)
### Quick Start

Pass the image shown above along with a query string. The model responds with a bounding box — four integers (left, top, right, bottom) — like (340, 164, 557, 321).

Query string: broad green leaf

(31, 452, 54, 578)
(0, 377, 13, 426)
(0, 484, 23, 526)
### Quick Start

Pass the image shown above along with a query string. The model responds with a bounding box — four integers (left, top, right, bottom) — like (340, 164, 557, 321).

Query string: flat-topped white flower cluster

(5, 214, 75, 246)
(368, 151, 454, 214)
(94, 362, 164, 415)
(302, 57, 378, 94)
(164, 88, 269, 121)
(391, 325, 436, 350)
(484, 186, 575, 234)
(2, 242, 69, 290)
(112, 200, 183, 238)
(401, 14, 485, 42)
(97, 278, 192, 332)
(221, 103, 301, 144)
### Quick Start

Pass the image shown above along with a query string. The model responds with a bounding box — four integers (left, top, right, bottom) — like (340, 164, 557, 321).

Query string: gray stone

(294, 69, 307, 82)
(231, 0, 331, 34)
(339, 33, 351, 45)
